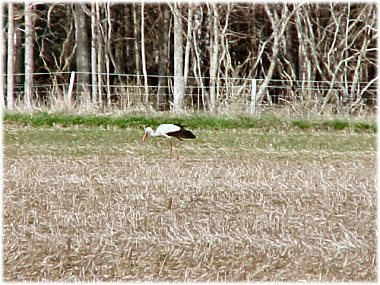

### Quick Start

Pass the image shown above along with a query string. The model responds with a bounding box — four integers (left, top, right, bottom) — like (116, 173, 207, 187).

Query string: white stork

(142, 124, 196, 159)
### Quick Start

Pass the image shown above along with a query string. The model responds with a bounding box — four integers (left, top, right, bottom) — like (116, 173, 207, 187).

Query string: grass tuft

(291, 119, 311, 130)
(322, 119, 349, 130)
(354, 121, 377, 132)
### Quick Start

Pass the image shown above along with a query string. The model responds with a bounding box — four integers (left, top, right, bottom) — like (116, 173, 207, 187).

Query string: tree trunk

(104, 4, 111, 107)
(171, 3, 184, 112)
(105, 3, 124, 106)
(133, 4, 141, 86)
(255, 5, 281, 105)
(140, 3, 149, 105)
(157, 4, 170, 110)
(209, 4, 219, 113)
(192, 4, 205, 110)
(115, 6, 126, 74)
(7, 3, 15, 110)
(90, 2, 97, 105)
(294, 7, 308, 100)
(256, 4, 297, 105)
(124, 5, 134, 75)
(14, 5, 24, 92)
(183, 4, 193, 87)
(74, 4, 90, 108)
(96, 2, 103, 106)
(24, 3, 35, 110)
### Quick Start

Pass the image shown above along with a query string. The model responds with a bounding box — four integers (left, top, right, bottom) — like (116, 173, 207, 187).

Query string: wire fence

(4, 72, 377, 114)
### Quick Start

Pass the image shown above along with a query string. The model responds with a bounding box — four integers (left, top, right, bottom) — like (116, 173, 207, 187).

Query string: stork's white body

(145, 124, 181, 138)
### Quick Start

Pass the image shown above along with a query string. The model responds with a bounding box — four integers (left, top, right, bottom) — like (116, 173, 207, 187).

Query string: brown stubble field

(3, 125, 377, 281)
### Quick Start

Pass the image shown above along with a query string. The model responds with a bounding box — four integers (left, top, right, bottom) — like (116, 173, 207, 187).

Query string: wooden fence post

(250, 79, 257, 115)
(66, 71, 75, 107)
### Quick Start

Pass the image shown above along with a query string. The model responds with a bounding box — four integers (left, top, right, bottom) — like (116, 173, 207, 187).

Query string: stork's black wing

(167, 127, 196, 139)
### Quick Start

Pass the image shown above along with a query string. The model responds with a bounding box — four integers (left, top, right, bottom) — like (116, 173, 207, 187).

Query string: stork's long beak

(142, 133, 148, 142)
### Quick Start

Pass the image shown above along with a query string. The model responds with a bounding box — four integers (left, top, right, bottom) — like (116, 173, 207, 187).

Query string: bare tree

(90, 2, 97, 104)
(256, 4, 298, 106)
(74, 4, 90, 108)
(157, 4, 170, 110)
(209, 3, 219, 113)
(192, 4, 206, 109)
(140, 3, 149, 104)
(294, 5, 315, 101)
(24, 3, 35, 110)
(7, 3, 15, 110)
(104, 4, 124, 104)
(96, 2, 103, 106)
(183, 4, 193, 86)
(132, 4, 141, 85)
(103, 3, 111, 106)
(171, 3, 184, 112)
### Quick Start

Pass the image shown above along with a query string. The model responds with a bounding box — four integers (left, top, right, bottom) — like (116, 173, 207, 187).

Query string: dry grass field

(3, 125, 376, 281)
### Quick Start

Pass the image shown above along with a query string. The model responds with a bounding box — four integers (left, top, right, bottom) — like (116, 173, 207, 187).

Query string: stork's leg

(168, 139, 173, 159)
(177, 138, 183, 160)
(177, 137, 183, 159)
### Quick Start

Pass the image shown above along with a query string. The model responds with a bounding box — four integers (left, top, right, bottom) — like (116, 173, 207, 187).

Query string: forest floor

(3, 124, 377, 281)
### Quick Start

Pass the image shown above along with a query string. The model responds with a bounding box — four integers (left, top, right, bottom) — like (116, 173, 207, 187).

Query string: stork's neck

(148, 129, 160, 137)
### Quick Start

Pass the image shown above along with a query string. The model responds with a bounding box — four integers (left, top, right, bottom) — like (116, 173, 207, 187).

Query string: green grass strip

(3, 111, 376, 133)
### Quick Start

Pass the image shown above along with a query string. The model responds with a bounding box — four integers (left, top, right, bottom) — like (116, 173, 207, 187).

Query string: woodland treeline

(3, 2, 378, 114)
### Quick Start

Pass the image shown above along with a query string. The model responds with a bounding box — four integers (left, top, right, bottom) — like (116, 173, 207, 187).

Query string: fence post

(66, 71, 75, 107)
(250, 79, 257, 115)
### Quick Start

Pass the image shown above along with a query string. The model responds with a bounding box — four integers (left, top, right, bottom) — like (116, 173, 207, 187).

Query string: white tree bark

(171, 3, 184, 112)
(96, 2, 103, 106)
(141, 3, 149, 104)
(91, 2, 97, 104)
(209, 4, 219, 113)
(24, 3, 34, 110)
(294, 6, 313, 101)
(7, 3, 15, 110)
(183, 4, 193, 86)
(192, 4, 205, 108)
(104, 3, 111, 106)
